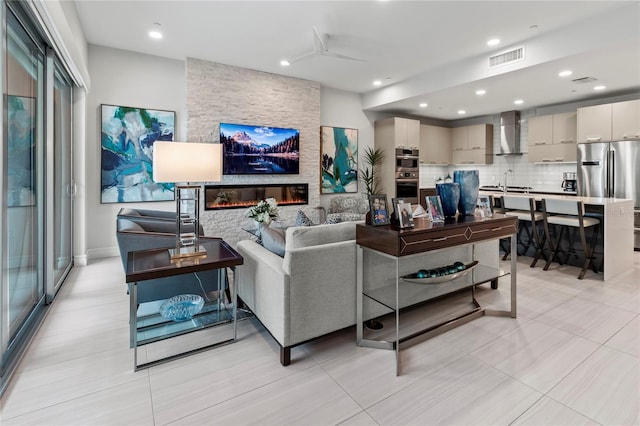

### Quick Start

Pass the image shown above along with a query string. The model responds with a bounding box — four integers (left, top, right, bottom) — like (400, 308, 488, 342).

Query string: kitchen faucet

(503, 169, 514, 194)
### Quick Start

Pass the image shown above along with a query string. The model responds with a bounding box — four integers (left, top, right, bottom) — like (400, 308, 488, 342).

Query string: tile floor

(0, 253, 638, 425)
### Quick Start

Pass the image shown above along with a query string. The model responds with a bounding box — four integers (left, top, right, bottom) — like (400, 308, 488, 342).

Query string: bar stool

(501, 195, 546, 267)
(541, 198, 600, 279)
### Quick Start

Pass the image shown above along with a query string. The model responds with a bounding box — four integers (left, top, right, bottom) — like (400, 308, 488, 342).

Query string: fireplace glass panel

(204, 184, 308, 210)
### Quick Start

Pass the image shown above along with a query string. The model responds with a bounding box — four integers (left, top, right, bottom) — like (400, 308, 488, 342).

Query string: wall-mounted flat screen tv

(220, 123, 299, 174)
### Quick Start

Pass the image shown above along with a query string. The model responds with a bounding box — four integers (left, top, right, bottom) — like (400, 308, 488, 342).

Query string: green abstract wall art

(320, 126, 358, 193)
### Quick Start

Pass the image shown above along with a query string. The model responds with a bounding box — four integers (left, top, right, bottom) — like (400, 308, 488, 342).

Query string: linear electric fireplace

(204, 183, 309, 210)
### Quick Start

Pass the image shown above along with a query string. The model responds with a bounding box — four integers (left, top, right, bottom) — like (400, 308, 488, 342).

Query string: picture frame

(426, 196, 445, 222)
(320, 126, 358, 193)
(397, 202, 415, 228)
(476, 194, 493, 218)
(100, 104, 176, 203)
(391, 197, 404, 224)
(369, 194, 390, 226)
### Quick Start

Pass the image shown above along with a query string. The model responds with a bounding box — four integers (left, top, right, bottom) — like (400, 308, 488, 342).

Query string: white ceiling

(73, 0, 640, 121)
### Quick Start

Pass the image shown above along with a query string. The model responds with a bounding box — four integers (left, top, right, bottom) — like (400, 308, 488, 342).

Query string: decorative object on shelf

(220, 122, 299, 175)
(321, 126, 358, 193)
(359, 146, 385, 196)
(436, 182, 460, 217)
(426, 195, 445, 222)
(401, 261, 479, 284)
(159, 294, 205, 322)
(454, 169, 480, 215)
(475, 194, 493, 218)
(368, 194, 390, 226)
(100, 104, 176, 203)
(153, 141, 222, 260)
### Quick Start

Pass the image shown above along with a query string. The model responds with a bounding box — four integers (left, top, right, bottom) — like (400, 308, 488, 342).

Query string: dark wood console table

(356, 214, 518, 375)
(126, 237, 243, 370)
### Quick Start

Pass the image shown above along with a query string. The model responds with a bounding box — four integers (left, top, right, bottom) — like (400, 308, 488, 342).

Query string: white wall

(85, 45, 185, 259)
(319, 87, 378, 209)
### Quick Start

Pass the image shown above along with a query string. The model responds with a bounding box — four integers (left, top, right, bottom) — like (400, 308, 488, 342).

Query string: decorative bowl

(159, 294, 204, 322)
(401, 261, 479, 285)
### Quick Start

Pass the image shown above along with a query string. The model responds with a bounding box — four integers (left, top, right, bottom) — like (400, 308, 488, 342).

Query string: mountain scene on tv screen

(220, 123, 299, 174)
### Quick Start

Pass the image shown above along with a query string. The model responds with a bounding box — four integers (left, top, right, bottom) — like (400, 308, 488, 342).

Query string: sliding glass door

(2, 7, 45, 356)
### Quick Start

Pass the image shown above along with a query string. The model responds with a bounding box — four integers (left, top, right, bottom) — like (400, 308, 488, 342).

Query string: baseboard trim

(87, 247, 119, 262)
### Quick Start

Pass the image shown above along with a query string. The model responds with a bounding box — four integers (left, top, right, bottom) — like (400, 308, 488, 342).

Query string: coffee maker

(562, 172, 577, 192)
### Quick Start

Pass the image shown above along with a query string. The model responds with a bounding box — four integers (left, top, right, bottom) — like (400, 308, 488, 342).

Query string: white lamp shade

(153, 141, 222, 183)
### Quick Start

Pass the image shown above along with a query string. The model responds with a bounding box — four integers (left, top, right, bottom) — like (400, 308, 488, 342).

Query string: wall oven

(395, 147, 419, 171)
(395, 171, 419, 204)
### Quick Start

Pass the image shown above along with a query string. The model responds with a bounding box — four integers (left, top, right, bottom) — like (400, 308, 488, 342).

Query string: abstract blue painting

(321, 126, 358, 193)
(100, 104, 175, 203)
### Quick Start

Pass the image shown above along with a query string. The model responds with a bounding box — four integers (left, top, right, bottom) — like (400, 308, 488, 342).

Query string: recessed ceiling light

(458, 110, 466, 115)
(373, 80, 382, 86)
(148, 23, 163, 40)
(419, 103, 428, 108)
(280, 60, 290, 67)
(558, 70, 573, 77)
(476, 89, 486, 96)
(594, 85, 606, 91)
(487, 38, 500, 46)
(514, 99, 524, 105)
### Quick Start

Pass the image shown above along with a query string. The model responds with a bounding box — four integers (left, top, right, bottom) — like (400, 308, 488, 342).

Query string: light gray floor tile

(168, 366, 362, 425)
(321, 336, 463, 408)
(548, 345, 640, 426)
(535, 296, 637, 344)
(366, 355, 542, 425)
(471, 320, 599, 393)
(1, 375, 154, 426)
(512, 396, 600, 425)
(605, 315, 639, 357)
(338, 410, 380, 426)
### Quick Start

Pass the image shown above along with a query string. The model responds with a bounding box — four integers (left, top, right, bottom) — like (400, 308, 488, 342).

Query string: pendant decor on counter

(453, 169, 479, 215)
(436, 182, 460, 217)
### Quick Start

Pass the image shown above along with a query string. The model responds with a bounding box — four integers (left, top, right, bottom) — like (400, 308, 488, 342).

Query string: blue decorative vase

(453, 170, 479, 215)
(436, 182, 460, 217)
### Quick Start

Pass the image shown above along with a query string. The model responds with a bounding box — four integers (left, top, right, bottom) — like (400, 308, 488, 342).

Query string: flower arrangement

(246, 197, 279, 224)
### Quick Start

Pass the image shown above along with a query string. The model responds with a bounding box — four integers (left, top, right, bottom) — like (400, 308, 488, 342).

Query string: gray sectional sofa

(236, 221, 363, 365)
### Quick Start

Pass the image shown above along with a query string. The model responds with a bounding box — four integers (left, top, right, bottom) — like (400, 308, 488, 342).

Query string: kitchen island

(483, 191, 633, 281)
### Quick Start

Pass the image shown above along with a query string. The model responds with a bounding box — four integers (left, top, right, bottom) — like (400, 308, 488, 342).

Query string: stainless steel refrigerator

(577, 140, 640, 249)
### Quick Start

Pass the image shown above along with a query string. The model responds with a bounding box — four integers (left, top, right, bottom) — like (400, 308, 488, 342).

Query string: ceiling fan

(284, 26, 365, 65)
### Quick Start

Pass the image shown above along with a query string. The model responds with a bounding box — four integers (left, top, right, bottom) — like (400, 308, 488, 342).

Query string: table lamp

(153, 141, 222, 259)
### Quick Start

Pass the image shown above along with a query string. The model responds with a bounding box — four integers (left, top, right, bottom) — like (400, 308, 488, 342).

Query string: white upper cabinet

(612, 99, 640, 140)
(552, 111, 577, 144)
(450, 124, 493, 164)
(419, 124, 451, 165)
(528, 115, 553, 146)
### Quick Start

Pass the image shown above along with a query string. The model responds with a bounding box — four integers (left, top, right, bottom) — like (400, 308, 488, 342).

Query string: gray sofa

(116, 208, 226, 306)
(236, 221, 363, 365)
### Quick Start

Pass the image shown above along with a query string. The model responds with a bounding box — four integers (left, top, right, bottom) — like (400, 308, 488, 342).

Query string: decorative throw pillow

(325, 212, 365, 224)
(261, 226, 286, 257)
(295, 210, 314, 226)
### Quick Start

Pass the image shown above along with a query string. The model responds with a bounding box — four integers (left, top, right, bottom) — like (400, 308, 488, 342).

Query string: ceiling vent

(489, 46, 524, 68)
(571, 76, 598, 84)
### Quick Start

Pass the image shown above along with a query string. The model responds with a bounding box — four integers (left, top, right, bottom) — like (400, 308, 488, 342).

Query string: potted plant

(359, 146, 385, 196)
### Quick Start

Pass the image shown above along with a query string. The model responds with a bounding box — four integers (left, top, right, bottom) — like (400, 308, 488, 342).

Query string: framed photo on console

(397, 202, 414, 228)
(475, 195, 493, 217)
(369, 194, 390, 226)
(426, 196, 445, 222)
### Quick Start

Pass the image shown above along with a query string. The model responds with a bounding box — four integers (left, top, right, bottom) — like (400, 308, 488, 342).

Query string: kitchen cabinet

(578, 100, 640, 143)
(375, 117, 420, 148)
(577, 104, 612, 143)
(528, 112, 577, 163)
(374, 117, 421, 200)
(612, 99, 640, 140)
(451, 123, 493, 164)
(419, 124, 451, 165)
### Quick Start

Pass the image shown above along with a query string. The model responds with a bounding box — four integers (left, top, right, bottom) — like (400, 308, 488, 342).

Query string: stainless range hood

(497, 110, 523, 155)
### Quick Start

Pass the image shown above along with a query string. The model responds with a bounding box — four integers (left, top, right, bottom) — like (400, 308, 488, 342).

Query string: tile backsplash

(420, 109, 577, 190)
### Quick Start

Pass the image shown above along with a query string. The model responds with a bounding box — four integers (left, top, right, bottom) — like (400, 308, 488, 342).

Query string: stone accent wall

(186, 58, 321, 247)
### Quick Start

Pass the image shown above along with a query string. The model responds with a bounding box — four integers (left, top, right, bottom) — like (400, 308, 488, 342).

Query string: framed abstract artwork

(320, 126, 358, 193)
(100, 104, 176, 203)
